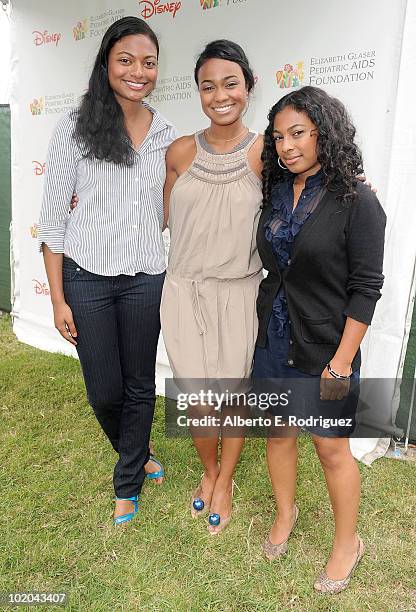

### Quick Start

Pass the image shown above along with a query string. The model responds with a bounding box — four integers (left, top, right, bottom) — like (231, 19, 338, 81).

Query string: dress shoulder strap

(240, 131, 260, 158)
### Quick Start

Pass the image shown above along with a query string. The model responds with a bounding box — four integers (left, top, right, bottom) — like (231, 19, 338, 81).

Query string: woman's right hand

(53, 301, 78, 345)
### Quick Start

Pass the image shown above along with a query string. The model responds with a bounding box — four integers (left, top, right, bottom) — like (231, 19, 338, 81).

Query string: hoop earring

(278, 156, 288, 170)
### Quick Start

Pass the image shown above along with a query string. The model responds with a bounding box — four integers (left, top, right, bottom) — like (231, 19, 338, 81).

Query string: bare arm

(163, 145, 179, 231)
(247, 134, 264, 179)
(330, 317, 368, 373)
(42, 245, 77, 345)
(162, 136, 197, 230)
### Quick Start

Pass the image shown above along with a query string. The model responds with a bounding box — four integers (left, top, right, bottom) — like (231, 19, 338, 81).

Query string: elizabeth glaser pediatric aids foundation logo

(139, 0, 182, 19)
(73, 10, 125, 40)
(278, 51, 377, 88)
(29, 93, 75, 116)
(276, 63, 304, 89)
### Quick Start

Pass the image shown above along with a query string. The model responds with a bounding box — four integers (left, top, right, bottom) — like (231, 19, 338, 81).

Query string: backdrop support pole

(404, 368, 416, 453)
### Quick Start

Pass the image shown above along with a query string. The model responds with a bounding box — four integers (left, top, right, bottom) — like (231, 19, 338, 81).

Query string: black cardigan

(256, 181, 387, 375)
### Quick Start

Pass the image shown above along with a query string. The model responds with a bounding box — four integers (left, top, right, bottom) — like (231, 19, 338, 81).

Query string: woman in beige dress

(161, 40, 263, 533)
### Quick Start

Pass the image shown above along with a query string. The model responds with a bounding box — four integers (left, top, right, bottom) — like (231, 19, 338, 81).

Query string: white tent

(8, 0, 416, 463)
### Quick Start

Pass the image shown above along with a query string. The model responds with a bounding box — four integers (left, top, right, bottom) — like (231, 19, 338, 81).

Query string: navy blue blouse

(265, 169, 326, 336)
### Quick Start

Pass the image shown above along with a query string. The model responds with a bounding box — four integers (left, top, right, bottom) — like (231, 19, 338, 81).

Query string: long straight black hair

(74, 16, 159, 165)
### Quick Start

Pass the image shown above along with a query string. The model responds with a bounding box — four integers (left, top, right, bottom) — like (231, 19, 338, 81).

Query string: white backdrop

(10, 0, 416, 461)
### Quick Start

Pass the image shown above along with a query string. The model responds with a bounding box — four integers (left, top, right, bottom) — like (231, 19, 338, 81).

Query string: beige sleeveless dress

(160, 130, 263, 380)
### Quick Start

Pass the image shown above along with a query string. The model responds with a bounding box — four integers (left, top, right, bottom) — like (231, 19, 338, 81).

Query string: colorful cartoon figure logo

(30, 98, 45, 115)
(200, 0, 220, 8)
(276, 62, 304, 89)
(73, 20, 88, 41)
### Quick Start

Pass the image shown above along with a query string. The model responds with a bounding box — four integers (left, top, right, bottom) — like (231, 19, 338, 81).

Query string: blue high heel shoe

(208, 511, 232, 533)
(145, 453, 164, 481)
(208, 481, 234, 534)
(191, 477, 209, 518)
(113, 496, 139, 526)
(191, 494, 207, 518)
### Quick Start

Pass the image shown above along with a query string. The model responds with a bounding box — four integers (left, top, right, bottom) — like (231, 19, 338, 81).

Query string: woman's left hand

(320, 362, 351, 401)
(69, 191, 79, 210)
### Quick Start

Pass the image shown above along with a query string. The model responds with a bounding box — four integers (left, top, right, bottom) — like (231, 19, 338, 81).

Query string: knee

(267, 435, 297, 450)
(124, 378, 156, 403)
(313, 437, 351, 470)
(87, 386, 123, 411)
(188, 404, 217, 419)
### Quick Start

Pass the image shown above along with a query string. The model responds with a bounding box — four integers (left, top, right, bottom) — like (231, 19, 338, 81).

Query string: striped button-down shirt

(38, 103, 177, 276)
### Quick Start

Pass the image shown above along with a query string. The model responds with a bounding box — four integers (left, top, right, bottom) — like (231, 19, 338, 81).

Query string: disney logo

(33, 30, 61, 47)
(33, 279, 50, 296)
(30, 224, 39, 239)
(139, 0, 182, 19)
(32, 160, 46, 176)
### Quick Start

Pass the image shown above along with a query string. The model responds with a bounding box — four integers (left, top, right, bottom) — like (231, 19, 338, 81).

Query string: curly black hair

(194, 40, 255, 92)
(74, 16, 159, 166)
(262, 86, 363, 206)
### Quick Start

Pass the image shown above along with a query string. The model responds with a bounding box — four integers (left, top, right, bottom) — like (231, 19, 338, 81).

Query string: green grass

(0, 314, 415, 611)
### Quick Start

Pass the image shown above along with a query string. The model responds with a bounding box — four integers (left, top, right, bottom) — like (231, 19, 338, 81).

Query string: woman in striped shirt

(38, 17, 176, 525)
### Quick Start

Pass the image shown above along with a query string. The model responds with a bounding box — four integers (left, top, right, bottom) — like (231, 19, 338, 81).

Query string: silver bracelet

(326, 363, 352, 380)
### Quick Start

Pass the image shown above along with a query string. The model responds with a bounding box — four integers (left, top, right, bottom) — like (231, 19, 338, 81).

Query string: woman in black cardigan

(253, 86, 386, 593)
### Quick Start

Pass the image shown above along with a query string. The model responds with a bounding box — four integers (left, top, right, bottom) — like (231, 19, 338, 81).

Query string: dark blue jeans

(63, 257, 165, 497)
